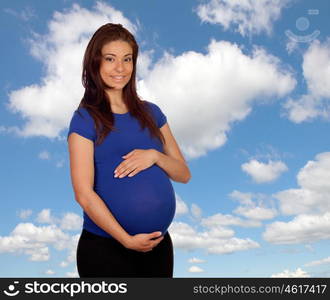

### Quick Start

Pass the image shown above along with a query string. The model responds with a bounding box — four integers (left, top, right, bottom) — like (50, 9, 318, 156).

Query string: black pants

(77, 229, 174, 278)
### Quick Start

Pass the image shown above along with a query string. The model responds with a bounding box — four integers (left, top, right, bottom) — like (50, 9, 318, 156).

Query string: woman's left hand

(114, 149, 159, 178)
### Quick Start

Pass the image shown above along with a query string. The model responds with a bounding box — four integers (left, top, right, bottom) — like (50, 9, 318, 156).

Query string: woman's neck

(105, 88, 128, 112)
(105, 88, 124, 106)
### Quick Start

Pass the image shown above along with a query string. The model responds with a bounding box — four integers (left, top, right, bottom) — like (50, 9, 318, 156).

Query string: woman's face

(99, 40, 134, 90)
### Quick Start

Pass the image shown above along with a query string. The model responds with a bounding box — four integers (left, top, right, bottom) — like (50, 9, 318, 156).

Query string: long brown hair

(79, 23, 164, 145)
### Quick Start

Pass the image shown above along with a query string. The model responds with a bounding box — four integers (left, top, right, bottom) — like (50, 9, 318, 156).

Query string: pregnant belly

(95, 165, 176, 235)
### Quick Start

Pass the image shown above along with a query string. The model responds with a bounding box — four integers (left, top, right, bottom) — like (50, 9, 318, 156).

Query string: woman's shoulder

(68, 106, 96, 141)
(71, 106, 95, 123)
(74, 106, 92, 117)
(142, 100, 162, 112)
(142, 100, 167, 127)
(69, 106, 95, 129)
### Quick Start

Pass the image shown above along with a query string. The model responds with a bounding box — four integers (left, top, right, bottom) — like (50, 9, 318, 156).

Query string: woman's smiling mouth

(111, 75, 126, 81)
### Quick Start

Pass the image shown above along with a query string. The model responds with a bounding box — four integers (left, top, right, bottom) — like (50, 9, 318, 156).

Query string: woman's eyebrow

(103, 53, 133, 56)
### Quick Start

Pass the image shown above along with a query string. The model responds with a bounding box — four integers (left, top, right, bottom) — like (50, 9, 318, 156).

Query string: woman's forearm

(154, 150, 191, 183)
(76, 190, 131, 246)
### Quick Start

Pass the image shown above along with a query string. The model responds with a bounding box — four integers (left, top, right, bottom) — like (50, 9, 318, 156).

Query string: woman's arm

(68, 133, 163, 251)
(155, 123, 191, 183)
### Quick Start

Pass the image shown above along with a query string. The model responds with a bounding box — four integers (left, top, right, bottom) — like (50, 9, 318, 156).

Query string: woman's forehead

(101, 40, 133, 55)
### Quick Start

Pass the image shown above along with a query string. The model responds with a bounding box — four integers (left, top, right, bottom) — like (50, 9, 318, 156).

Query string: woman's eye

(105, 57, 114, 62)
(125, 57, 132, 62)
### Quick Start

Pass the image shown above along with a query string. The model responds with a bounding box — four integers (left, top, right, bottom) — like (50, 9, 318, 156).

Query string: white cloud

(169, 221, 259, 254)
(12, 223, 69, 247)
(45, 269, 55, 275)
(0, 222, 72, 261)
(241, 159, 288, 183)
(175, 194, 189, 217)
(60, 213, 83, 231)
(38, 151, 66, 168)
(56, 159, 65, 168)
(305, 256, 330, 267)
(284, 95, 323, 123)
(230, 190, 253, 206)
(18, 209, 33, 219)
(275, 152, 330, 215)
(196, 0, 290, 37)
(36, 209, 56, 224)
(297, 153, 330, 194)
(7, 2, 137, 139)
(188, 257, 206, 264)
(4, 7, 36, 21)
(60, 234, 80, 268)
(271, 268, 310, 278)
(276, 187, 326, 216)
(191, 203, 202, 219)
(60, 261, 69, 268)
(234, 206, 276, 220)
(35, 209, 82, 232)
(263, 212, 330, 244)
(284, 39, 330, 122)
(286, 40, 299, 55)
(263, 152, 330, 245)
(188, 266, 204, 273)
(136, 49, 154, 79)
(0, 208, 82, 265)
(230, 191, 277, 222)
(139, 40, 295, 158)
(39, 150, 51, 160)
(201, 213, 261, 228)
(26, 246, 50, 262)
(203, 226, 235, 239)
(301, 40, 330, 99)
(207, 237, 259, 255)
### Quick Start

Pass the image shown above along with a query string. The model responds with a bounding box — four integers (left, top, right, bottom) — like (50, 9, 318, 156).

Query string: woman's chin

(106, 80, 130, 89)
(105, 84, 127, 91)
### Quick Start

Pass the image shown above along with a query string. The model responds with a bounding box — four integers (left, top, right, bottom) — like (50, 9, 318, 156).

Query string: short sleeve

(67, 107, 96, 142)
(145, 101, 167, 128)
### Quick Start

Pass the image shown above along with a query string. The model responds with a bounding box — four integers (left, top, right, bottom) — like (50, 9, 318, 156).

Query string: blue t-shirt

(67, 101, 176, 238)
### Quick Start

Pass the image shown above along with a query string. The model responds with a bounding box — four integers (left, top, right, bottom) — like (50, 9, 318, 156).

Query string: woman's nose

(115, 61, 124, 72)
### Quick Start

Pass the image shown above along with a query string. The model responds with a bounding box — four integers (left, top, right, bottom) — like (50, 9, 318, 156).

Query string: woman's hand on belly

(123, 231, 164, 252)
(114, 149, 158, 178)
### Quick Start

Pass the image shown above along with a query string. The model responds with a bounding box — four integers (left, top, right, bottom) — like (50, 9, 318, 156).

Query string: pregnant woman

(67, 23, 191, 278)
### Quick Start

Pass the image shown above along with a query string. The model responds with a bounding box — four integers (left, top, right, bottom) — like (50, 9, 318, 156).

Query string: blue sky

(0, 0, 330, 278)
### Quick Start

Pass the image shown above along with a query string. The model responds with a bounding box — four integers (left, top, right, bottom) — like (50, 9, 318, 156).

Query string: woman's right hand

(123, 231, 164, 252)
